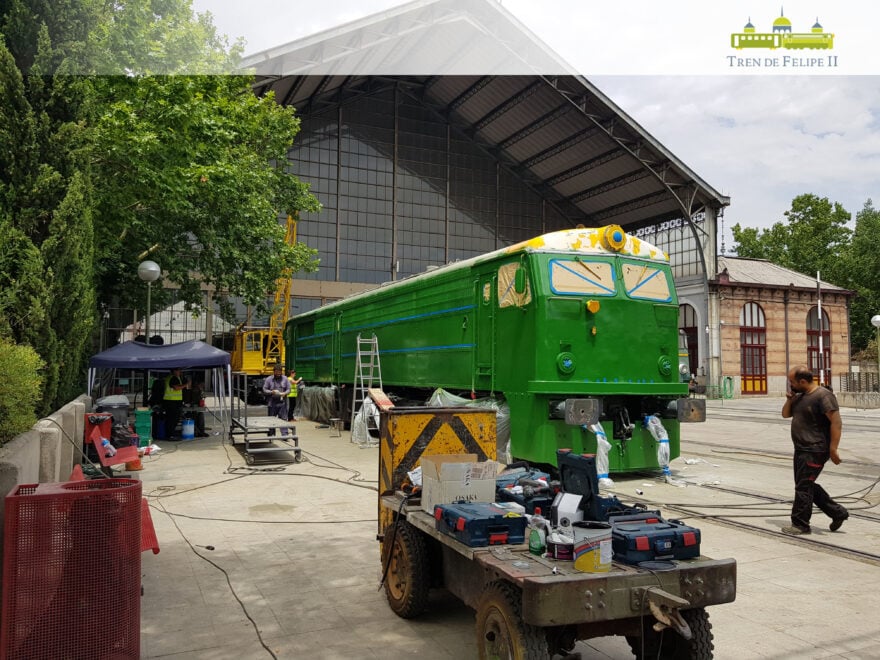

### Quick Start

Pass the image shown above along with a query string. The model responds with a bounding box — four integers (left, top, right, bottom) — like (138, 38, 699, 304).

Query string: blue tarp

(88, 340, 230, 369)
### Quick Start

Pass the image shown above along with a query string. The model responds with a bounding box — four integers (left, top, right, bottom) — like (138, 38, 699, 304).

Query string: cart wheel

(245, 454, 255, 465)
(381, 520, 429, 618)
(476, 581, 549, 660)
(293, 450, 304, 463)
(626, 607, 713, 660)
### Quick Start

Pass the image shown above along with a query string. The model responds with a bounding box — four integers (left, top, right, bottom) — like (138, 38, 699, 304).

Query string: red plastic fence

(0, 479, 143, 660)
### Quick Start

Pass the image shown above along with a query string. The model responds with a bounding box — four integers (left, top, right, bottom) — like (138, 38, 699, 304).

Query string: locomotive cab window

(548, 259, 615, 296)
(621, 261, 672, 302)
(497, 263, 532, 308)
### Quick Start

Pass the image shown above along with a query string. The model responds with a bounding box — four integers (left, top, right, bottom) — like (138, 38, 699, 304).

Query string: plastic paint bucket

(181, 418, 195, 440)
(572, 522, 612, 573)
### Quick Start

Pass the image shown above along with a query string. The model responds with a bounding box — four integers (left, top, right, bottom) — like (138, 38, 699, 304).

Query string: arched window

(678, 303, 698, 375)
(740, 302, 767, 394)
(807, 307, 831, 386)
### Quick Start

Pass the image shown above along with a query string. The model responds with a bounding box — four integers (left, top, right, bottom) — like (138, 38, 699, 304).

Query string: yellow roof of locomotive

(506, 225, 669, 262)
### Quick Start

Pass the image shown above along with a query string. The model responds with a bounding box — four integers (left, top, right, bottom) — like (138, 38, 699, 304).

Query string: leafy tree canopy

(1, 0, 320, 414)
(731, 193, 851, 285)
(90, 74, 320, 318)
(839, 200, 880, 350)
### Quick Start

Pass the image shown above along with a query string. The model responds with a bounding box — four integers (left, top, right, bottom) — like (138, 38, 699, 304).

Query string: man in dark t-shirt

(780, 365, 848, 535)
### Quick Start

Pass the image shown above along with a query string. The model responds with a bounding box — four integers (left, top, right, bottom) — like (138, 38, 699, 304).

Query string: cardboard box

(420, 454, 498, 514)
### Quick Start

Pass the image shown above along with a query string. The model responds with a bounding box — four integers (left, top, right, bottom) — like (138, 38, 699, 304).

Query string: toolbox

(495, 468, 554, 514)
(433, 502, 528, 547)
(608, 512, 701, 564)
(555, 449, 630, 521)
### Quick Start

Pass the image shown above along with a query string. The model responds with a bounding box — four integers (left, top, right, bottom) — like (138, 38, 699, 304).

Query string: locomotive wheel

(626, 607, 713, 660)
(476, 581, 549, 660)
(381, 521, 429, 618)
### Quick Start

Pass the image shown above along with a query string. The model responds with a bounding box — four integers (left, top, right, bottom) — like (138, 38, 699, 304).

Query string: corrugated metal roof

(716, 256, 849, 292)
(241, 0, 729, 231)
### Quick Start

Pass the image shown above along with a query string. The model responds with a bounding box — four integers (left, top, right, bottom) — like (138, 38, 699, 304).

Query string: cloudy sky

(192, 0, 880, 251)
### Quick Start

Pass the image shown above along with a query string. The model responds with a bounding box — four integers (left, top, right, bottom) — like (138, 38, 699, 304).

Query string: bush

(0, 339, 42, 444)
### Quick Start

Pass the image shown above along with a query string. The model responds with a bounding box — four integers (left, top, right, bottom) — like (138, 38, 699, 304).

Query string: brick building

(702, 257, 853, 397)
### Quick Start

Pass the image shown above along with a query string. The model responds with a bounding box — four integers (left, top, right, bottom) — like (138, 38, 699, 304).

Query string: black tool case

(433, 502, 528, 547)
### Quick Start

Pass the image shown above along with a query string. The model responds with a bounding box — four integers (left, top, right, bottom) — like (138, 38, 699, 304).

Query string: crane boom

(230, 214, 297, 400)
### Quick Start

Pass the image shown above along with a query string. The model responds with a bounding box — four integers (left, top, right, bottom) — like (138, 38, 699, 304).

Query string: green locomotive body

(286, 226, 700, 472)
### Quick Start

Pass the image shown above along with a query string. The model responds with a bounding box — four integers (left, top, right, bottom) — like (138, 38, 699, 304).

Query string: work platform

(229, 416, 301, 464)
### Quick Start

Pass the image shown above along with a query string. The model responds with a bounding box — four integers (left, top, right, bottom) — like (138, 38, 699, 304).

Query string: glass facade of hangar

(287, 87, 572, 290)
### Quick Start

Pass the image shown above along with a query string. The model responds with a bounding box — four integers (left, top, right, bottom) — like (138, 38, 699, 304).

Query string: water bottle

(528, 507, 549, 556)
(101, 438, 117, 458)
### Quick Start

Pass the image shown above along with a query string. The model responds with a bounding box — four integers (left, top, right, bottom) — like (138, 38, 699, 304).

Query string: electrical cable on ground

(152, 497, 278, 660)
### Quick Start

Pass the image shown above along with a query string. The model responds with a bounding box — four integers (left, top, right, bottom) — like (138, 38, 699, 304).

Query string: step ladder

(351, 334, 383, 443)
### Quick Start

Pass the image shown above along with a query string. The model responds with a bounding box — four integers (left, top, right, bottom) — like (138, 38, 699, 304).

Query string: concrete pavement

(134, 397, 880, 659)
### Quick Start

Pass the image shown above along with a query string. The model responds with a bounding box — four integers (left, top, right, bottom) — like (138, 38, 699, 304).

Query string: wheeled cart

(229, 416, 302, 464)
(372, 401, 736, 659)
(380, 494, 736, 659)
(229, 371, 302, 464)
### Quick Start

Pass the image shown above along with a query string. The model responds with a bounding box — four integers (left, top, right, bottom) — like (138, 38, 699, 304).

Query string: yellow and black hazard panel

(378, 407, 496, 535)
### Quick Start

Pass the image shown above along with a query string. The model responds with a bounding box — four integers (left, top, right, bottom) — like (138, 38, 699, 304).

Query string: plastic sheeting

(585, 423, 614, 490)
(297, 385, 338, 425)
(644, 415, 671, 478)
(426, 388, 511, 463)
(351, 398, 380, 447)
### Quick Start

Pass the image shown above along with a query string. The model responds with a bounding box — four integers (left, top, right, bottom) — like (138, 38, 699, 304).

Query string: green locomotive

(286, 225, 703, 473)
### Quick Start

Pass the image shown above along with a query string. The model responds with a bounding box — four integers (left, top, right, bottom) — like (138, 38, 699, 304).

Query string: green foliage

(89, 74, 320, 318)
(838, 200, 880, 350)
(1, 0, 319, 414)
(731, 193, 851, 283)
(0, 338, 42, 444)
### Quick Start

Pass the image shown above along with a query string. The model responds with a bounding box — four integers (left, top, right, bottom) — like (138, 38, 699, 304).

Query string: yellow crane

(230, 214, 297, 401)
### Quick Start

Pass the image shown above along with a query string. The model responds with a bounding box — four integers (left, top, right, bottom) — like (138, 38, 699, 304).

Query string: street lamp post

(872, 315, 880, 392)
(138, 260, 161, 408)
(137, 260, 161, 344)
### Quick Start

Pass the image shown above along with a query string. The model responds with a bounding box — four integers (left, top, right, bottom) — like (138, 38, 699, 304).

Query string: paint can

(572, 521, 612, 573)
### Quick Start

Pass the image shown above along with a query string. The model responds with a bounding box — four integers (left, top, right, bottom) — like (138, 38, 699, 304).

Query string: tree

(731, 193, 851, 285)
(838, 200, 880, 351)
(0, 9, 97, 412)
(1, 0, 320, 415)
(89, 74, 320, 318)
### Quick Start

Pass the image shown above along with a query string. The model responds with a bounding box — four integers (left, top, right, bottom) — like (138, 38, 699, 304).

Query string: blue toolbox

(433, 502, 528, 547)
(608, 511, 701, 564)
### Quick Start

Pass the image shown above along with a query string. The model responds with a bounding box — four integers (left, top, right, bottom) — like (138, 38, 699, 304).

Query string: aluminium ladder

(350, 334, 383, 442)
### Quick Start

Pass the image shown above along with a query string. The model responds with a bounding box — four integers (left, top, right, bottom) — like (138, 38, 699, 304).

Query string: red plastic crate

(0, 479, 143, 660)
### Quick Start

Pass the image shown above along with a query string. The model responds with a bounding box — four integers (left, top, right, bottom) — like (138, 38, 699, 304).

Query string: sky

(191, 0, 880, 251)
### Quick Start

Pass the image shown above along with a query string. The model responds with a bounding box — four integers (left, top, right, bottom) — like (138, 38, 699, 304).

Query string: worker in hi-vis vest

(163, 367, 189, 440)
(288, 369, 303, 421)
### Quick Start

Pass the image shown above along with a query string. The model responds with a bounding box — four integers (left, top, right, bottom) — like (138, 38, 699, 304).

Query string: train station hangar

(241, 0, 730, 384)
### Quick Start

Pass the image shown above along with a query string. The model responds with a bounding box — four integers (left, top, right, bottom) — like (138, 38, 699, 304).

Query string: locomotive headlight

(657, 355, 673, 376)
(557, 352, 576, 374)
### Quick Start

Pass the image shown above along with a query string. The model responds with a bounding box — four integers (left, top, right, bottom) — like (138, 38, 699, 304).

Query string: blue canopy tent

(88, 340, 232, 428)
